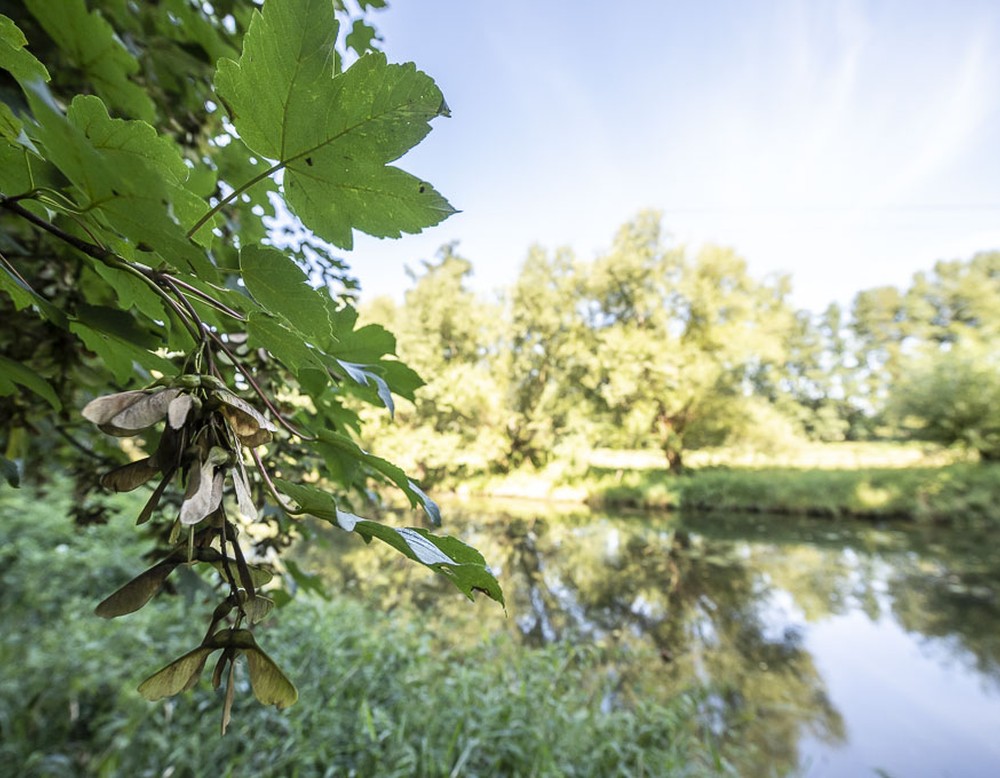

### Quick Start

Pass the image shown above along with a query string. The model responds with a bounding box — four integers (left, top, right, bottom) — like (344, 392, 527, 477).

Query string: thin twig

(166, 277, 247, 322)
(249, 447, 301, 514)
(206, 329, 317, 441)
(0, 248, 36, 292)
(154, 280, 204, 346)
(158, 274, 208, 337)
(157, 274, 215, 371)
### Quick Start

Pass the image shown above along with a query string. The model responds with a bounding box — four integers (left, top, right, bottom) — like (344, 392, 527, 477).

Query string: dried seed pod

(167, 393, 200, 429)
(149, 425, 183, 471)
(212, 389, 277, 447)
(82, 390, 148, 425)
(179, 446, 231, 526)
(232, 456, 257, 521)
(242, 636, 298, 710)
(136, 469, 174, 525)
(95, 558, 180, 618)
(100, 457, 160, 492)
(242, 594, 275, 625)
(109, 388, 181, 432)
(137, 645, 215, 701)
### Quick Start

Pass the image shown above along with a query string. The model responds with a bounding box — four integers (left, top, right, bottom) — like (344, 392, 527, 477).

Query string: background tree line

(360, 211, 1000, 481)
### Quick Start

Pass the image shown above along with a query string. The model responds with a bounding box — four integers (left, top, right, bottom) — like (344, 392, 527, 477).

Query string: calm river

(301, 499, 1000, 777)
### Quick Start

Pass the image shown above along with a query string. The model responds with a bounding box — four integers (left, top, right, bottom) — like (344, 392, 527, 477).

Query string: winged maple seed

(138, 628, 297, 735)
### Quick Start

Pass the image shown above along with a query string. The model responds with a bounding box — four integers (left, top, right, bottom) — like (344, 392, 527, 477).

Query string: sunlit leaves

(336, 360, 395, 417)
(345, 19, 379, 55)
(21, 86, 215, 276)
(274, 479, 502, 604)
(239, 244, 411, 415)
(315, 428, 441, 523)
(1, 0, 501, 726)
(246, 312, 323, 376)
(240, 245, 333, 345)
(214, 0, 455, 249)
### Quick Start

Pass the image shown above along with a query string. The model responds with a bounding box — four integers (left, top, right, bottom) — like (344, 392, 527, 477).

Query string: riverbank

(449, 445, 1000, 525)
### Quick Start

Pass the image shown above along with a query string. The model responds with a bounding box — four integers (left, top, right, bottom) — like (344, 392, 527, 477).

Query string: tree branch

(0, 196, 115, 263)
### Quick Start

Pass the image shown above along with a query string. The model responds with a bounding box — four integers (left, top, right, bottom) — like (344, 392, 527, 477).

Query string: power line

(659, 203, 1000, 214)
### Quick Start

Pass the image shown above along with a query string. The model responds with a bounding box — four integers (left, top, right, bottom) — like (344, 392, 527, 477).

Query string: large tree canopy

(0, 0, 502, 730)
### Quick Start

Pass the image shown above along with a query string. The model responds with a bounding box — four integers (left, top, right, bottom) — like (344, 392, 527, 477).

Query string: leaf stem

(186, 160, 282, 239)
(157, 274, 214, 371)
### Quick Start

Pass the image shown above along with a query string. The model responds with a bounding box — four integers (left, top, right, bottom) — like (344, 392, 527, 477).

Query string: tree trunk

(655, 406, 686, 474)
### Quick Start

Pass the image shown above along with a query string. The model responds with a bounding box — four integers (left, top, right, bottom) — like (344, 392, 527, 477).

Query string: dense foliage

(361, 232, 1000, 480)
(0, 0, 502, 725)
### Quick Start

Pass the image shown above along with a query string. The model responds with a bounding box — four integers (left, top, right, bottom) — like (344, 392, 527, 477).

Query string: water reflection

(298, 501, 1000, 776)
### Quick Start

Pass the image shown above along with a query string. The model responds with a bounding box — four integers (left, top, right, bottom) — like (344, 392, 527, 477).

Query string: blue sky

(342, 0, 1000, 312)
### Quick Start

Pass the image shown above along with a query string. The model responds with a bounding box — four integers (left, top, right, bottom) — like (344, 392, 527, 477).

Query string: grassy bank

(454, 444, 1000, 525)
(676, 464, 1000, 523)
(0, 483, 723, 777)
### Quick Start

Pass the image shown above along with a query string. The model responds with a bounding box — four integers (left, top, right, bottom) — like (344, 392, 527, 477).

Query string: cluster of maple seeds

(82, 375, 276, 528)
(82, 375, 297, 730)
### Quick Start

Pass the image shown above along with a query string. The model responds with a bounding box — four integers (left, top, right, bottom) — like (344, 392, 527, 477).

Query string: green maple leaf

(24, 86, 215, 277)
(240, 244, 333, 346)
(24, 0, 155, 121)
(214, 0, 456, 250)
(346, 19, 378, 55)
(274, 479, 504, 606)
(0, 14, 49, 86)
(0, 354, 61, 411)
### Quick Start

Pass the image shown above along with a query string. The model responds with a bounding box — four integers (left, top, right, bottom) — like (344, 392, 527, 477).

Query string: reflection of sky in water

(799, 610, 1000, 777)
(302, 506, 1000, 775)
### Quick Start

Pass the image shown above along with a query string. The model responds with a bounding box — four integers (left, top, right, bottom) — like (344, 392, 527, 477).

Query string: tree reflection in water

(297, 501, 1000, 776)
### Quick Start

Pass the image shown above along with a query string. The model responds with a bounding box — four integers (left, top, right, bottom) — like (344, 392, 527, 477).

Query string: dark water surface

(301, 500, 1000, 777)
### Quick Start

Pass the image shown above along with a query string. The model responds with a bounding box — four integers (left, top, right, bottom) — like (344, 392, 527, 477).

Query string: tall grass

(0, 482, 720, 777)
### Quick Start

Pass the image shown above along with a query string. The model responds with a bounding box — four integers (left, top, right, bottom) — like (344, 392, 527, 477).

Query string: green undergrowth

(0, 483, 723, 778)
(589, 464, 1000, 525)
